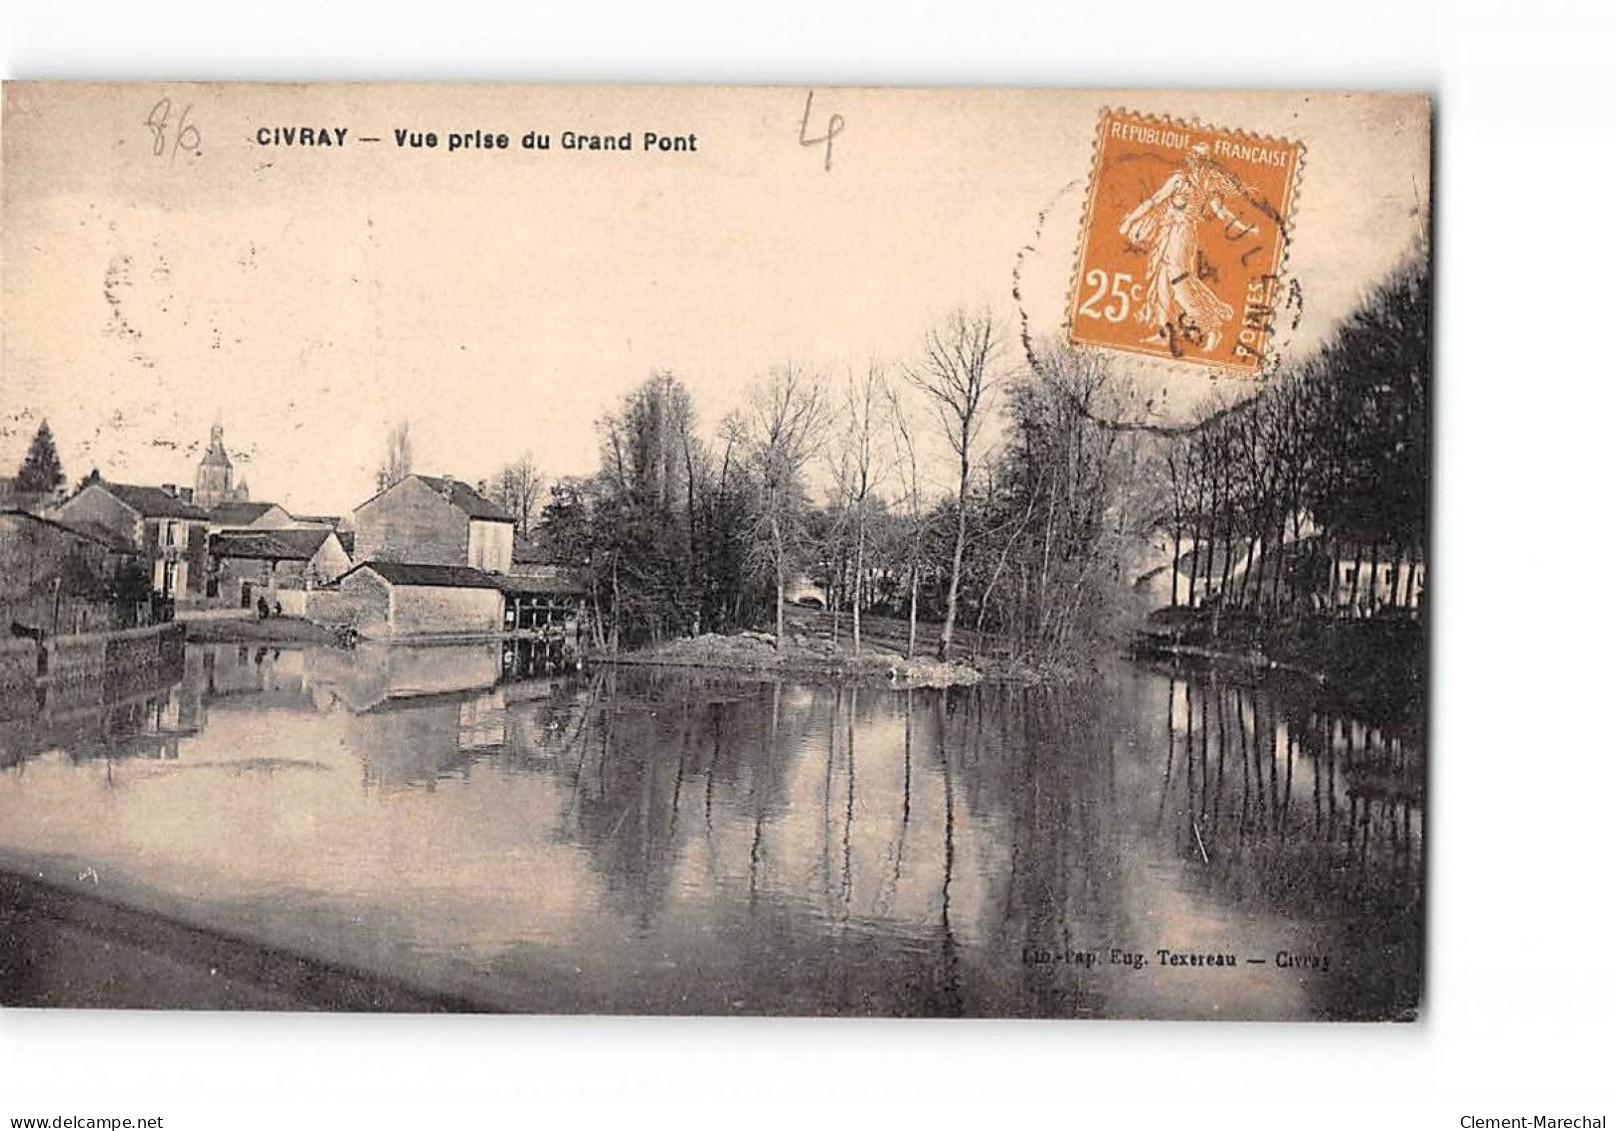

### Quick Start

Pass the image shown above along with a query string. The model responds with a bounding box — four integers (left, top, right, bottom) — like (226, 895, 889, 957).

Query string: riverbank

(0, 621, 185, 692)
(596, 631, 983, 687)
(1137, 609, 1425, 729)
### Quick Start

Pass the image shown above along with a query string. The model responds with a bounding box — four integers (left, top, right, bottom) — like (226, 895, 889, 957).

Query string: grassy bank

(1139, 607, 1426, 729)
(597, 630, 983, 687)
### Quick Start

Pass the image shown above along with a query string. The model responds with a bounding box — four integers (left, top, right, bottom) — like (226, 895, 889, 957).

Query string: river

(0, 640, 1422, 1019)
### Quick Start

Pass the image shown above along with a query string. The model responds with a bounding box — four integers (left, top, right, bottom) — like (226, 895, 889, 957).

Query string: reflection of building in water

(303, 641, 544, 789)
(305, 641, 503, 713)
(0, 655, 191, 767)
(313, 652, 589, 790)
(196, 643, 317, 713)
(348, 693, 477, 791)
(457, 690, 508, 752)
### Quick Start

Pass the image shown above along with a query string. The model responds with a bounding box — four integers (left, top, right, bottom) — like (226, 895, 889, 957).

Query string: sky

(2, 84, 1429, 514)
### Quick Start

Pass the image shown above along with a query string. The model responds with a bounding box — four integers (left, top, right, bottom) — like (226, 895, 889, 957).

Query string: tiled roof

(353, 474, 514, 523)
(497, 571, 587, 596)
(208, 501, 278, 526)
(97, 482, 212, 520)
(212, 528, 338, 562)
(341, 561, 503, 589)
(412, 475, 515, 522)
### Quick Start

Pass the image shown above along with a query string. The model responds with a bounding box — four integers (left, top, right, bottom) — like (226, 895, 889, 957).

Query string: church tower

(194, 423, 245, 508)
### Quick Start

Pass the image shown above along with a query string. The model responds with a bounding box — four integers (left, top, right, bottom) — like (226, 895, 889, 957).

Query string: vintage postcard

(0, 84, 1429, 1019)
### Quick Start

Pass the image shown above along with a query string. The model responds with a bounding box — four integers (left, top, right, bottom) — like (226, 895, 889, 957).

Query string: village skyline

(2, 85, 1429, 513)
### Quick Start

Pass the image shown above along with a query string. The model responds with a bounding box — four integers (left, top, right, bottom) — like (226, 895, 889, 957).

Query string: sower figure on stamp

(1119, 141, 1258, 352)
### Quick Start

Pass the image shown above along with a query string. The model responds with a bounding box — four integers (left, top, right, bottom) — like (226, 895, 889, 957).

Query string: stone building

(0, 508, 148, 633)
(352, 474, 515, 573)
(52, 480, 211, 600)
(316, 561, 506, 639)
(208, 528, 354, 612)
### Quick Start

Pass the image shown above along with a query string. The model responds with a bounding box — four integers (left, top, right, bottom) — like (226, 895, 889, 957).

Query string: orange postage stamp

(1067, 108, 1303, 374)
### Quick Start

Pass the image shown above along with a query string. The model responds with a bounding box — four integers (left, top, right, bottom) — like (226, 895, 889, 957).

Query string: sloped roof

(57, 517, 141, 555)
(96, 482, 212, 520)
(212, 528, 339, 562)
(413, 475, 515, 522)
(208, 501, 279, 526)
(340, 561, 503, 589)
(497, 571, 587, 596)
(1, 508, 139, 554)
(353, 474, 514, 523)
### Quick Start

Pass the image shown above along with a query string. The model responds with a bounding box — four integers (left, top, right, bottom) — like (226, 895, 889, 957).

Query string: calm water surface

(0, 642, 1422, 1018)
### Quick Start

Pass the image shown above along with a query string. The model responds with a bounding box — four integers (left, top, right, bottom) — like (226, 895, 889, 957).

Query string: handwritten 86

(145, 98, 201, 161)
(1075, 268, 1142, 324)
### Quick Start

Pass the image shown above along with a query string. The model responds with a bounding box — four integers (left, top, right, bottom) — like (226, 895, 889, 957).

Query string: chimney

(161, 484, 177, 497)
(179, 487, 193, 502)
(438, 476, 455, 500)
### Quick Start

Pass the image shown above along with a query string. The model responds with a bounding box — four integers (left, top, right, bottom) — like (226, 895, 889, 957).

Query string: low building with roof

(310, 559, 585, 659)
(311, 561, 506, 639)
(207, 527, 354, 613)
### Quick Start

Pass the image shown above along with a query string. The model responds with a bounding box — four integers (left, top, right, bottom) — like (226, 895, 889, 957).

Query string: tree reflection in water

(0, 644, 1421, 1018)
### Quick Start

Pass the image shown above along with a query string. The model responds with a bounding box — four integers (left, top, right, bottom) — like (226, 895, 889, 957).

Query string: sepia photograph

(0, 83, 1433, 1021)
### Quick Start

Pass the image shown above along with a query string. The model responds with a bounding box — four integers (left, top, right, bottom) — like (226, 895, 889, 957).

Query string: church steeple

(194, 422, 240, 507)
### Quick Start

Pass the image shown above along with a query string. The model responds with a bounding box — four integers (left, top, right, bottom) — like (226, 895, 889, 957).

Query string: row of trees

(518, 310, 1156, 663)
(1156, 249, 1430, 618)
(374, 244, 1427, 660)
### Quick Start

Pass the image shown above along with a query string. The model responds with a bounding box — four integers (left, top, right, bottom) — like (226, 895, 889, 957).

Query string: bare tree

(375, 420, 414, 493)
(495, 451, 544, 537)
(740, 363, 828, 651)
(904, 310, 1006, 660)
(830, 363, 890, 654)
(884, 380, 927, 660)
(1163, 435, 1192, 609)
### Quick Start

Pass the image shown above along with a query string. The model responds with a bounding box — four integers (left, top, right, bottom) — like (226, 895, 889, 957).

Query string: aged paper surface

(0, 84, 1428, 1019)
